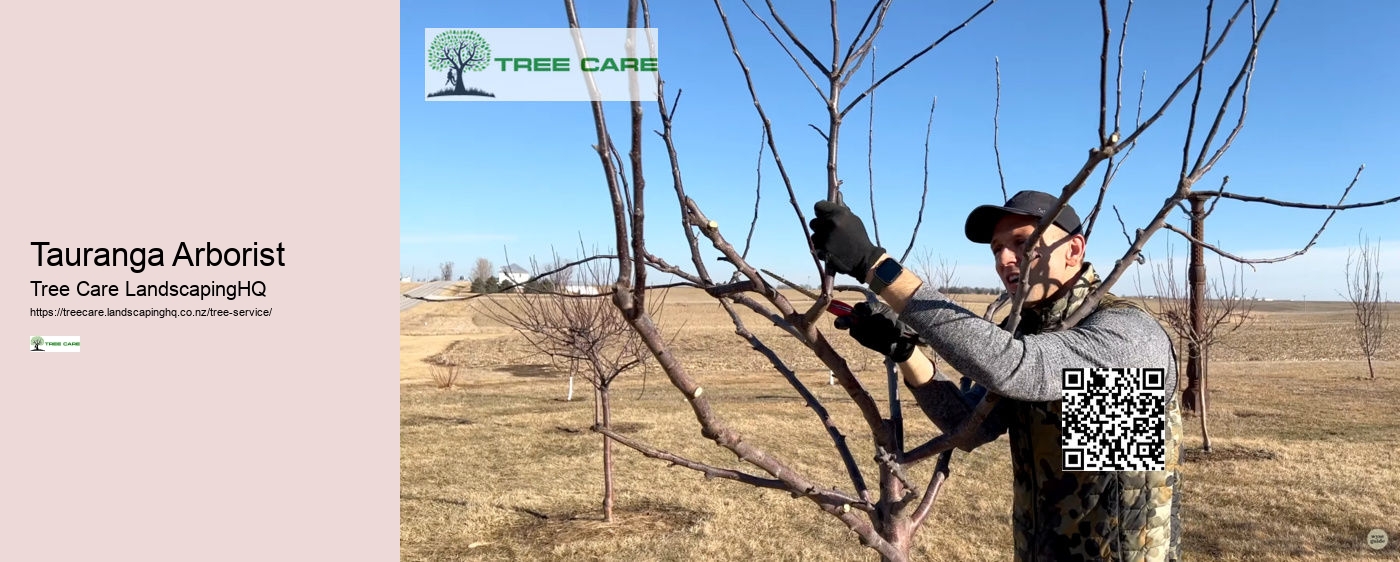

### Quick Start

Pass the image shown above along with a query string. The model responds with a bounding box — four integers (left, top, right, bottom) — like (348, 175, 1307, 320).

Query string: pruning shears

(759, 268, 855, 318)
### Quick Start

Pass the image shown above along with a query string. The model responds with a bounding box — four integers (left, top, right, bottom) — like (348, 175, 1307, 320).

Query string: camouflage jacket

(902, 264, 1184, 562)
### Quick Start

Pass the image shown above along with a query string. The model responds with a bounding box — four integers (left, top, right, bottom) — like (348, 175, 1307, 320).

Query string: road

(400, 281, 453, 312)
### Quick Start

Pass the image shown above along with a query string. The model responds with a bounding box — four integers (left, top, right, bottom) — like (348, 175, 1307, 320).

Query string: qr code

(1061, 367, 1166, 472)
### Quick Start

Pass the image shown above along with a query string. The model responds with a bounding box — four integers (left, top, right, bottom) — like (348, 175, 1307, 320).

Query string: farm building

(500, 264, 531, 289)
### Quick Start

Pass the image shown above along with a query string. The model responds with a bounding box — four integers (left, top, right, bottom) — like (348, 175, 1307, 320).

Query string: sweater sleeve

(905, 368, 1008, 451)
(897, 284, 1178, 402)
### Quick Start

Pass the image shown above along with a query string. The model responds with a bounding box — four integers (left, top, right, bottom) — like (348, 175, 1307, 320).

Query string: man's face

(989, 214, 1086, 304)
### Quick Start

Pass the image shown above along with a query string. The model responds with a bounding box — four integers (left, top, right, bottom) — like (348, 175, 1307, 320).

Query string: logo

(1369, 529, 1389, 550)
(29, 335, 80, 352)
(427, 29, 495, 98)
(424, 28, 660, 102)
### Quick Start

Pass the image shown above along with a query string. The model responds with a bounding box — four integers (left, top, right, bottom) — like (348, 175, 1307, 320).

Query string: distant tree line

(466, 256, 563, 294)
(942, 286, 1002, 295)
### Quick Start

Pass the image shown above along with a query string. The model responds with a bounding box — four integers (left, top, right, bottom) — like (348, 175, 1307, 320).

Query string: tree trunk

(453, 65, 467, 93)
(1183, 342, 1201, 412)
(1183, 196, 1207, 413)
(1199, 347, 1212, 453)
(878, 515, 913, 562)
(1366, 354, 1376, 380)
(875, 409, 913, 562)
(877, 467, 913, 562)
(600, 385, 615, 523)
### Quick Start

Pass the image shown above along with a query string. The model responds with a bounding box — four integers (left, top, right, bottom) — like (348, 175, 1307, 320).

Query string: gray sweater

(898, 284, 1178, 447)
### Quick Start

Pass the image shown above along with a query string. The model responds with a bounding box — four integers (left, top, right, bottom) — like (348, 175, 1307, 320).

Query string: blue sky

(401, 1, 1399, 300)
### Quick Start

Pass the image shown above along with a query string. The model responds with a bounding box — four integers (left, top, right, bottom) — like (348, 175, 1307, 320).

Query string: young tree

(1139, 247, 1255, 452)
(1343, 233, 1389, 380)
(911, 248, 958, 293)
(478, 256, 656, 522)
(556, 1, 1400, 559)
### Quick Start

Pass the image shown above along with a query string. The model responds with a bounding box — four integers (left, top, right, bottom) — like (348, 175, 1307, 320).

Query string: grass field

(400, 285, 1398, 561)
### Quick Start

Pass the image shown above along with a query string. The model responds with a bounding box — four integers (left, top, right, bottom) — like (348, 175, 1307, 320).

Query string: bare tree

(478, 255, 655, 522)
(438, 261, 454, 283)
(426, 361, 464, 389)
(553, 1, 1400, 559)
(1138, 246, 1255, 452)
(471, 258, 494, 284)
(1343, 233, 1389, 380)
(910, 248, 958, 292)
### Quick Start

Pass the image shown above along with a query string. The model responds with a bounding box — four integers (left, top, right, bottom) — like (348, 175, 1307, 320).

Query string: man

(810, 190, 1183, 562)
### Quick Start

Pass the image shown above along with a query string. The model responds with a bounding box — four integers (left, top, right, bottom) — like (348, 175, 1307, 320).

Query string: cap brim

(964, 205, 1039, 244)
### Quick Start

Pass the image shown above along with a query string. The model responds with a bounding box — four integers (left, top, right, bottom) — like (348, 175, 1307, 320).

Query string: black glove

(834, 301, 919, 362)
(809, 200, 885, 280)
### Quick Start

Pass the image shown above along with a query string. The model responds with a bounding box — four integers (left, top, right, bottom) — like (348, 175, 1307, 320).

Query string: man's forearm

(905, 369, 1008, 451)
(896, 347, 936, 387)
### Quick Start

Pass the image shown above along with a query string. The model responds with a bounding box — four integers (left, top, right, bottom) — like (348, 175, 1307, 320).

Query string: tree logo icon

(30, 336, 45, 351)
(427, 29, 496, 98)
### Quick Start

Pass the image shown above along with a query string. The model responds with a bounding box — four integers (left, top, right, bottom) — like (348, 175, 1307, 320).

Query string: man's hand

(809, 200, 885, 280)
(834, 301, 919, 362)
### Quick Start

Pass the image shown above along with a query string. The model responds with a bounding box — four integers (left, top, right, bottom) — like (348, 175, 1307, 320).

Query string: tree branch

(737, 0, 827, 100)
(899, 97, 936, 262)
(720, 301, 872, 504)
(1192, 0, 1272, 178)
(1098, 0, 1111, 145)
(759, 0, 833, 77)
(992, 56, 1008, 202)
(627, 0, 648, 311)
(743, 128, 765, 260)
(713, 0, 824, 278)
(1115, 0, 1250, 150)
(1191, 167, 1397, 210)
(910, 449, 953, 531)
(840, 0, 998, 117)
(1179, 0, 1214, 182)
(565, 2, 632, 288)
(867, 45, 881, 248)
(838, 0, 891, 78)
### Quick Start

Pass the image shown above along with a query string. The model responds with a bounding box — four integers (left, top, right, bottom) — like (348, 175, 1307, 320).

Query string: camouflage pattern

(998, 264, 1184, 562)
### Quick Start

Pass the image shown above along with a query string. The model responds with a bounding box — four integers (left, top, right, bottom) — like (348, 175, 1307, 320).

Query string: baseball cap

(964, 190, 1083, 244)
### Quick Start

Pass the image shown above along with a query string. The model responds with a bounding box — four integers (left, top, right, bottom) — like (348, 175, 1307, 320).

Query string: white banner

(425, 28, 661, 102)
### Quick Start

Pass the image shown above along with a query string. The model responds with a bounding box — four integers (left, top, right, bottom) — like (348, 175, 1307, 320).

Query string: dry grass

(400, 289, 1399, 561)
